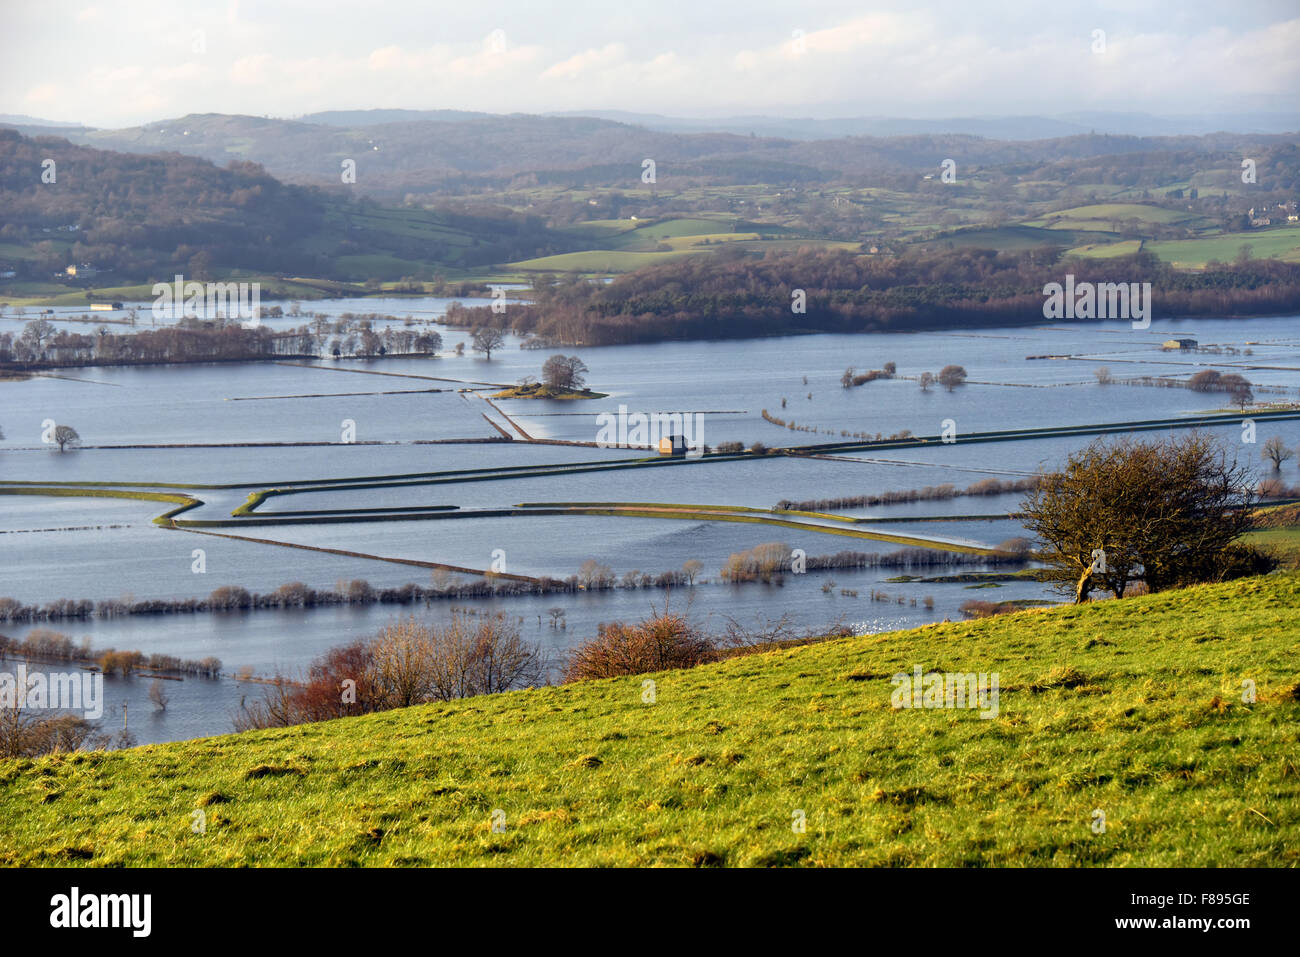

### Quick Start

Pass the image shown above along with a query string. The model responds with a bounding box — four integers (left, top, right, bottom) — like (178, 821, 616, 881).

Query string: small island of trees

(492, 354, 606, 399)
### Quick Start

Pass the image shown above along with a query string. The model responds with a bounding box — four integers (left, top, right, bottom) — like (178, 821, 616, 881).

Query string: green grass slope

(2, 573, 1298, 867)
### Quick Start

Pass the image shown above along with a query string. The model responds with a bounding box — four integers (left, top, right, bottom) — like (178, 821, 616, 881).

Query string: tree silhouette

(472, 326, 506, 359)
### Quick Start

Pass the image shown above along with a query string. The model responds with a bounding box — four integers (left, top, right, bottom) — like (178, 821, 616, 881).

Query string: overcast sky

(3, 0, 1297, 127)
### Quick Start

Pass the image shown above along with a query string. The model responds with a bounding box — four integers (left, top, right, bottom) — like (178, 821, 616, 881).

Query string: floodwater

(3, 302, 1298, 742)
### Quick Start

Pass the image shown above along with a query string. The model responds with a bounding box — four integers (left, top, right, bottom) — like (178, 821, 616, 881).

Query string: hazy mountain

(6, 109, 1293, 197)
(298, 109, 495, 126)
(547, 110, 1300, 141)
(0, 113, 85, 128)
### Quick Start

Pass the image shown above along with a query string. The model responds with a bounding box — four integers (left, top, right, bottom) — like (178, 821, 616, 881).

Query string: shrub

(0, 709, 114, 759)
(234, 614, 544, 730)
(289, 640, 378, 721)
(720, 542, 791, 583)
(1181, 543, 1278, 584)
(343, 579, 374, 603)
(563, 611, 715, 682)
(208, 585, 252, 610)
(991, 537, 1034, 559)
(959, 599, 1022, 619)
(271, 582, 314, 607)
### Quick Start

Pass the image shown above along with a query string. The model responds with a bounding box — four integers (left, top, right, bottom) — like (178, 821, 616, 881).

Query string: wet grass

(1, 572, 1296, 866)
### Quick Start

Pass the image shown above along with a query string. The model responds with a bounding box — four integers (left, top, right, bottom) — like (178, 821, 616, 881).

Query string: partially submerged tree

(471, 325, 506, 359)
(1022, 434, 1263, 603)
(938, 364, 968, 391)
(20, 318, 54, 356)
(682, 559, 703, 585)
(1220, 373, 1254, 411)
(148, 679, 169, 712)
(578, 558, 615, 589)
(1263, 436, 1294, 470)
(53, 425, 80, 452)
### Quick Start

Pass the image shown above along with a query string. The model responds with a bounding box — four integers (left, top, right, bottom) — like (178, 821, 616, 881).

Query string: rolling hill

(0, 129, 576, 286)
(1, 572, 1296, 866)
(15, 110, 1293, 197)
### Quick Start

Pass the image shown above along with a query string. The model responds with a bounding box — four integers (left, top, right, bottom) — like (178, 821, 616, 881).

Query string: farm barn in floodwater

(658, 434, 688, 457)
(1163, 338, 1198, 351)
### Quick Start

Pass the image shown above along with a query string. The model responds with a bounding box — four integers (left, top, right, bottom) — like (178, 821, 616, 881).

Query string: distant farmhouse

(1249, 202, 1299, 227)
(1163, 338, 1198, 351)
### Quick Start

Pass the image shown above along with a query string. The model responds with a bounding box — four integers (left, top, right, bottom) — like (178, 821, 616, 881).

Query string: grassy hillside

(1, 573, 1298, 866)
(1144, 225, 1300, 268)
(1027, 202, 1208, 227)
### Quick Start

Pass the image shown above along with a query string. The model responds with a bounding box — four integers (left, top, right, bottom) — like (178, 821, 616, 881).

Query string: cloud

(22, 83, 62, 107)
(541, 43, 628, 81)
(1, 3, 1296, 126)
(230, 54, 274, 86)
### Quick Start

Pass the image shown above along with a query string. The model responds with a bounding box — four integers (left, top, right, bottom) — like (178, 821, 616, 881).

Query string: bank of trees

(0, 316, 443, 369)
(777, 476, 1039, 512)
(0, 628, 221, 677)
(449, 247, 1300, 347)
(842, 361, 896, 387)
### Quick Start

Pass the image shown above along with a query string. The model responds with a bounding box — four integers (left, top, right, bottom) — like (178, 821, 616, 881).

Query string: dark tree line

(0, 316, 444, 368)
(451, 246, 1300, 347)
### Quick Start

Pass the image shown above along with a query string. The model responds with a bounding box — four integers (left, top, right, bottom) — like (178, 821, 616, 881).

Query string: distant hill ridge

(4, 109, 1294, 195)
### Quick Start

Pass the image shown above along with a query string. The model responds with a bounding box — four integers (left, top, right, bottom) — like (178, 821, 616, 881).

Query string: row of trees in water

(450, 247, 1300, 346)
(0, 628, 221, 677)
(1, 536, 1020, 625)
(0, 315, 444, 368)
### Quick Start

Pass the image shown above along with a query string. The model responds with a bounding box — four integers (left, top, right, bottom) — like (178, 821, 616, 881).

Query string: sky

(2, 0, 1298, 128)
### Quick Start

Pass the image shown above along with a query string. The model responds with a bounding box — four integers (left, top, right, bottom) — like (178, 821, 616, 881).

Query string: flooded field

(3, 304, 1299, 742)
